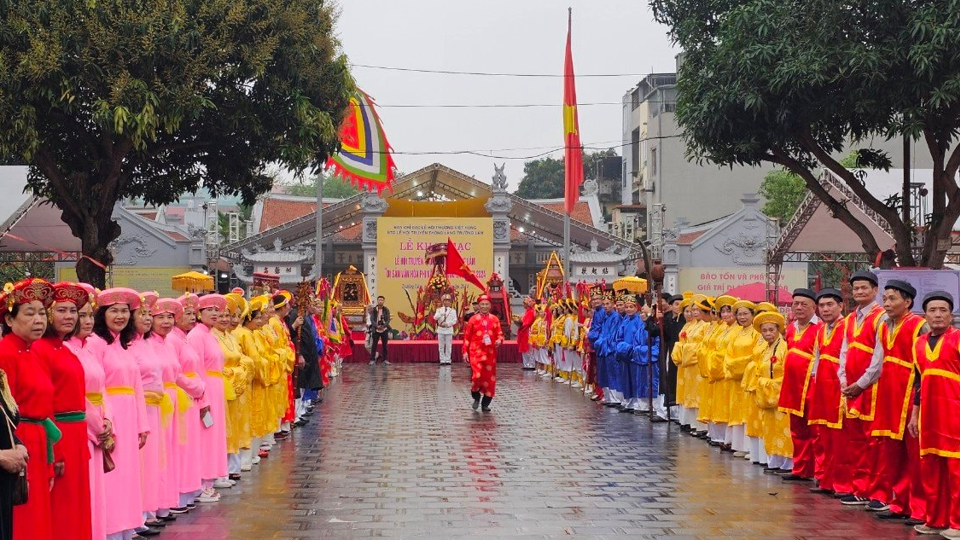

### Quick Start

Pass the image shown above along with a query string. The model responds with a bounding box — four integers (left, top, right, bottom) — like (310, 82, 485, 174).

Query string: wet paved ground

(161, 364, 918, 539)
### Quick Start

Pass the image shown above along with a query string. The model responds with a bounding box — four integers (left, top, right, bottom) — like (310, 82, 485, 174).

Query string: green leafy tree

(651, 0, 960, 268)
(758, 170, 806, 224)
(286, 173, 361, 199)
(0, 0, 353, 286)
(760, 151, 860, 223)
(514, 149, 619, 200)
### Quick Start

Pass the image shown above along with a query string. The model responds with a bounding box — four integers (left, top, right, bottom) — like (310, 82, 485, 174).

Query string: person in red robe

(0, 278, 58, 540)
(910, 291, 960, 536)
(34, 283, 92, 540)
(517, 296, 536, 370)
(837, 270, 886, 506)
(463, 295, 503, 412)
(778, 288, 821, 482)
(867, 279, 927, 520)
(807, 288, 848, 496)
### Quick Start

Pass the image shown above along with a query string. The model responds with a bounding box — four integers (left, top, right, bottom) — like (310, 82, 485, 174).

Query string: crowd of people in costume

(517, 292, 662, 411)
(0, 278, 351, 540)
(514, 270, 960, 537)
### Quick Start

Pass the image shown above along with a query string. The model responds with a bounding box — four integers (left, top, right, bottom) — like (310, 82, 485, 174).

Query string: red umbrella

(724, 282, 793, 305)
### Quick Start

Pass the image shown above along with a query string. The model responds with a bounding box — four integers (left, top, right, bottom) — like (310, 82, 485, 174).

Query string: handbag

(102, 443, 116, 473)
(1, 407, 27, 506)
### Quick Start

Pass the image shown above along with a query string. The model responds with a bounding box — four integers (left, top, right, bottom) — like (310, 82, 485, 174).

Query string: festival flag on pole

(446, 238, 487, 292)
(563, 9, 584, 215)
(326, 89, 397, 194)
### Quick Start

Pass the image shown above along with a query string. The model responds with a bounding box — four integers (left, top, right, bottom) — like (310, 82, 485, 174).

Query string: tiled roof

(333, 223, 362, 242)
(259, 199, 334, 232)
(163, 230, 189, 242)
(677, 230, 708, 244)
(538, 201, 594, 226)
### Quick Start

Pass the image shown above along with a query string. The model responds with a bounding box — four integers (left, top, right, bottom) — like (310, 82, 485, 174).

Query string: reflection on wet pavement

(161, 364, 916, 539)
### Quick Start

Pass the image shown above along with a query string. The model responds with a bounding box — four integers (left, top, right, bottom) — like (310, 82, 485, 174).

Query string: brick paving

(160, 364, 917, 539)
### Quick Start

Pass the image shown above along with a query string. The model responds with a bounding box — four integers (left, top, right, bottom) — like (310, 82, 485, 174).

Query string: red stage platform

(347, 340, 520, 363)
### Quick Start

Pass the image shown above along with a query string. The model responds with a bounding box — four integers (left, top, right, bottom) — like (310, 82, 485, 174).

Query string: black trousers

(371, 331, 389, 361)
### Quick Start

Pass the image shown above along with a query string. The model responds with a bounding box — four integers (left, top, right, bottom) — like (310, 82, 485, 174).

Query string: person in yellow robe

(671, 295, 696, 426)
(676, 295, 710, 434)
(702, 295, 737, 448)
(742, 302, 777, 464)
(723, 300, 764, 458)
(695, 298, 722, 438)
(530, 304, 548, 376)
(548, 303, 565, 381)
(267, 292, 297, 436)
(754, 310, 793, 473)
(213, 293, 254, 480)
(255, 296, 286, 449)
(235, 296, 274, 463)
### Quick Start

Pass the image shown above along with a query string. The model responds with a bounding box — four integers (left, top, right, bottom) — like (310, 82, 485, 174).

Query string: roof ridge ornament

(492, 163, 508, 192)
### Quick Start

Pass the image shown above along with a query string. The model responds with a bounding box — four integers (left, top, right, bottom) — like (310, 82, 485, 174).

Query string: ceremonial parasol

(613, 276, 648, 295)
(171, 270, 215, 293)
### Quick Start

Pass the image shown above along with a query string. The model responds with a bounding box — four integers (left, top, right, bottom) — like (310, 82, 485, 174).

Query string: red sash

(808, 319, 846, 428)
(871, 313, 925, 439)
(779, 320, 821, 416)
(844, 305, 885, 421)
(915, 329, 960, 457)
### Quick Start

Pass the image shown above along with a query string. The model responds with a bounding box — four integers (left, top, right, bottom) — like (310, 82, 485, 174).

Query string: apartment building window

(651, 148, 658, 176)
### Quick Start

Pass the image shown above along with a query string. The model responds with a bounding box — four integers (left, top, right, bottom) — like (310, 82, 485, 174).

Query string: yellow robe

(756, 340, 793, 457)
(263, 318, 294, 421)
(678, 320, 708, 408)
(672, 321, 693, 404)
(235, 326, 274, 438)
(696, 321, 722, 422)
(214, 328, 254, 453)
(722, 325, 764, 426)
(255, 323, 285, 429)
(706, 322, 737, 424)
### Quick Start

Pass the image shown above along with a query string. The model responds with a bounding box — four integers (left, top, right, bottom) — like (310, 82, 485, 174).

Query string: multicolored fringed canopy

(326, 90, 397, 194)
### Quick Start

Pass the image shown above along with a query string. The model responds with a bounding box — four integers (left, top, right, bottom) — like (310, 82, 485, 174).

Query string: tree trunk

(64, 210, 119, 289)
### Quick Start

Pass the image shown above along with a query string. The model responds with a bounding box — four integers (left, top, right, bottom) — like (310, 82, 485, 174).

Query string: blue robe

(630, 323, 661, 400)
(595, 310, 621, 391)
(615, 313, 642, 400)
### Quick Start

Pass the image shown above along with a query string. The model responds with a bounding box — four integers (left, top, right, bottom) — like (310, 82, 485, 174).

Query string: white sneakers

(197, 488, 220, 503)
(212, 478, 235, 489)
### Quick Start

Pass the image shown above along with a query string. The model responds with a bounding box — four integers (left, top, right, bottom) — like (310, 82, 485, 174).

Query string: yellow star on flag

(563, 104, 578, 135)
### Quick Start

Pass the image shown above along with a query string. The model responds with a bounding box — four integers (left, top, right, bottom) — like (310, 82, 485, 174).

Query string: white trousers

(521, 350, 536, 369)
(240, 447, 254, 470)
(438, 333, 453, 363)
(228, 453, 241, 474)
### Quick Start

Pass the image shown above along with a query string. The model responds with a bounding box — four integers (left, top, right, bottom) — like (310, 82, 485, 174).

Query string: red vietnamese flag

(446, 238, 487, 292)
(563, 9, 583, 215)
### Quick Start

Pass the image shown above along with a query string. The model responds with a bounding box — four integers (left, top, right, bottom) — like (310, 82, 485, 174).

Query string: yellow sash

(86, 392, 104, 406)
(206, 370, 237, 400)
(163, 383, 191, 445)
(106, 386, 134, 396)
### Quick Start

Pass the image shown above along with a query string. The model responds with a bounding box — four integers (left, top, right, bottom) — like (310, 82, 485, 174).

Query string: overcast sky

(332, 1, 678, 192)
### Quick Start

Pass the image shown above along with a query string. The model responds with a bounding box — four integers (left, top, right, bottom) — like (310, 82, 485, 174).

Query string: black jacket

(368, 305, 391, 331)
(286, 312, 322, 390)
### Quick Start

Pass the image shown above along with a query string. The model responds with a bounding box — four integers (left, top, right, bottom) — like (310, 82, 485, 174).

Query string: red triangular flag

(446, 238, 487, 292)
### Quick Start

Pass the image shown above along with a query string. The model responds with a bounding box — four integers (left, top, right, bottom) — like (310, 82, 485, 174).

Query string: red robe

(34, 336, 92, 540)
(873, 313, 925, 439)
(517, 308, 535, 354)
(843, 305, 885, 420)
(915, 329, 960, 528)
(779, 321, 821, 416)
(463, 313, 503, 398)
(0, 333, 55, 540)
(916, 328, 960, 457)
(808, 320, 846, 428)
